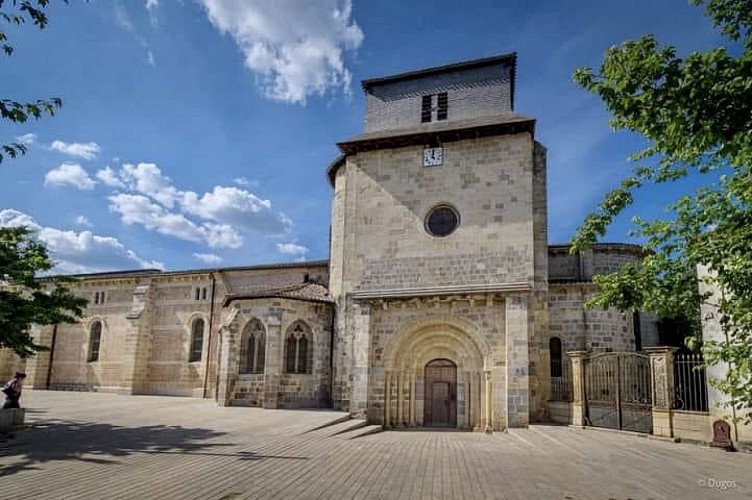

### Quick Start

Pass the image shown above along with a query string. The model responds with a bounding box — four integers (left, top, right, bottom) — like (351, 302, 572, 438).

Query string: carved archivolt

(383, 316, 490, 371)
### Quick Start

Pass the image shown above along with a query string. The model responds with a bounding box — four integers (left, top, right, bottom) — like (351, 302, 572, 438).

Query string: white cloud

(180, 185, 292, 235)
(16, 133, 36, 145)
(75, 216, 93, 228)
(0, 209, 163, 274)
(120, 162, 179, 208)
(95, 166, 126, 188)
(50, 140, 101, 160)
(277, 242, 308, 256)
(193, 252, 223, 264)
(108, 193, 243, 248)
(199, 0, 363, 103)
(146, 0, 159, 25)
(233, 177, 257, 187)
(115, 3, 156, 66)
(44, 163, 97, 190)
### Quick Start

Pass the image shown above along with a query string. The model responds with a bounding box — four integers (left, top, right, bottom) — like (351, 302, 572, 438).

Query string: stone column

(263, 314, 282, 409)
(395, 372, 403, 426)
(409, 371, 416, 426)
(475, 372, 482, 430)
(465, 371, 472, 430)
(484, 370, 493, 433)
(384, 370, 392, 429)
(567, 351, 587, 427)
(646, 346, 678, 438)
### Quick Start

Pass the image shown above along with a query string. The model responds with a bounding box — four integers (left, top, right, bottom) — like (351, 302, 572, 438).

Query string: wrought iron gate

(584, 352, 652, 433)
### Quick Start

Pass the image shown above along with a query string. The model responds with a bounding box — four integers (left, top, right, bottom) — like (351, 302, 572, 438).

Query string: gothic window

(240, 320, 266, 374)
(189, 318, 205, 362)
(550, 337, 563, 378)
(284, 322, 312, 374)
(88, 321, 102, 362)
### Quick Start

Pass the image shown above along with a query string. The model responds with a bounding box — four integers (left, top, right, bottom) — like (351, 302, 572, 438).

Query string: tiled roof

(223, 282, 334, 306)
(361, 53, 516, 90)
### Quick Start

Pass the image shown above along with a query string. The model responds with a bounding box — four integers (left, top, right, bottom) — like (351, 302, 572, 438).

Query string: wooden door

(424, 359, 457, 427)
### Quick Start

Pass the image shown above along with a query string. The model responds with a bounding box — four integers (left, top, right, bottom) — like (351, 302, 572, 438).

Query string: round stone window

(425, 204, 460, 237)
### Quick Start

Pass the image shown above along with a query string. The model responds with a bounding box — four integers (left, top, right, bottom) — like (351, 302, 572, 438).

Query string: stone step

(341, 424, 383, 439)
(301, 413, 353, 433)
(320, 418, 369, 436)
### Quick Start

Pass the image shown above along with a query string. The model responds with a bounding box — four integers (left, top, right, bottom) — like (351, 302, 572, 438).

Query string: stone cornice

(349, 282, 532, 300)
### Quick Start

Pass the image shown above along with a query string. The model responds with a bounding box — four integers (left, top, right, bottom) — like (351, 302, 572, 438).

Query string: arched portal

(424, 359, 457, 427)
(380, 318, 491, 429)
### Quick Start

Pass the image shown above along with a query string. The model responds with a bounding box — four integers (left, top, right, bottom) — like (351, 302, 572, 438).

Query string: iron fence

(673, 353, 709, 412)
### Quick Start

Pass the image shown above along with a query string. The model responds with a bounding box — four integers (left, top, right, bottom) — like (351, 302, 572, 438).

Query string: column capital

(567, 350, 588, 359)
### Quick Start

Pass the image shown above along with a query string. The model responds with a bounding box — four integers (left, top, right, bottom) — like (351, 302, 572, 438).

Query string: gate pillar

(567, 351, 587, 427)
(646, 346, 678, 438)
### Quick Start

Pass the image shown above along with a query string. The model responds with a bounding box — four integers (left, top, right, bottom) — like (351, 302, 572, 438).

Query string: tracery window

(284, 322, 312, 374)
(240, 319, 266, 374)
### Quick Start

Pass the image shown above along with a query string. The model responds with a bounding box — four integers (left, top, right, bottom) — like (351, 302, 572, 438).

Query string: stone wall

(332, 133, 539, 296)
(221, 298, 333, 409)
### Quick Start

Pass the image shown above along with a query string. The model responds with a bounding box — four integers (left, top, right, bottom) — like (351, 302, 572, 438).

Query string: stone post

(567, 351, 587, 427)
(646, 346, 678, 438)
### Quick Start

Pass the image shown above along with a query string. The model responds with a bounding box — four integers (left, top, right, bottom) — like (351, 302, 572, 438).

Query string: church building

(0, 54, 658, 431)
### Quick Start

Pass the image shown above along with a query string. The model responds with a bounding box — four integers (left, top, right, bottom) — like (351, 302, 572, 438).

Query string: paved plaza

(0, 391, 750, 499)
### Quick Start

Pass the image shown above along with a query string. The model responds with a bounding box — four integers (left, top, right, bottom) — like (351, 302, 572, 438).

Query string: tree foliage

(571, 0, 752, 418)
(1, 0, 64, 163)
(0, 226, 87, 357)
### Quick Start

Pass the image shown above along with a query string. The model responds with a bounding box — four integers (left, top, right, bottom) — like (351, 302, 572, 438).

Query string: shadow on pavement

(0, 419, 233, 477)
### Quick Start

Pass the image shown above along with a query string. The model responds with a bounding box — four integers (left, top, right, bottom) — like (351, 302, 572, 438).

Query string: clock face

(423, 147, 443, 167)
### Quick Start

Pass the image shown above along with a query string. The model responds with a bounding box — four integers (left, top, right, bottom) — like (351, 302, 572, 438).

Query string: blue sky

(0, 0, 727, 273)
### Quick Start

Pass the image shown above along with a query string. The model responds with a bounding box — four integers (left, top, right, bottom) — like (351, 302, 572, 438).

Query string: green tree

(1, 226, 87, 357)
(1, 0, 64, 163)
(571, 0, 752, 419)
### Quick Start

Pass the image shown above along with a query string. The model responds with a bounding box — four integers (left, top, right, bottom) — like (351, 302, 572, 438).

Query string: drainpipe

(202, 273, 217, 398)
(45, 324, 58, 389)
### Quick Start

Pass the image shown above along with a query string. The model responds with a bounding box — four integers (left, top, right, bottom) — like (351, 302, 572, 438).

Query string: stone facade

(1, 54, 659, 428)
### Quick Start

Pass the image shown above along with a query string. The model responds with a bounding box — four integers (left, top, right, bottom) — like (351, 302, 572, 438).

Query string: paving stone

(0, 391, 750, 500)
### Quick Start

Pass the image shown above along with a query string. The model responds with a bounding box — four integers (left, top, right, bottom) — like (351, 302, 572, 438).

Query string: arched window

(550, 337, 563, 378)
(284, 322, 312, 374)
(189, 318, 205, 362)
(240, 320, 266, 374)
(88, 321, 102, 362)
